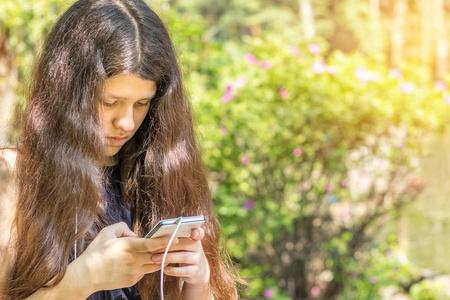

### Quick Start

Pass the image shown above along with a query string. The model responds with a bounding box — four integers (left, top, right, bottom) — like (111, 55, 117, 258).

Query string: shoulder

(0, 147, 19, 201)
(0, 148, 18, 198)
(0, 148, 18, 175)
(0, 148, 18, 292)
(0, 148, 18, 194)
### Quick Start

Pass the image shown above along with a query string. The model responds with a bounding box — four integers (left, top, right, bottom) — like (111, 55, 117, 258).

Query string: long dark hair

(5, 0, 238, 299)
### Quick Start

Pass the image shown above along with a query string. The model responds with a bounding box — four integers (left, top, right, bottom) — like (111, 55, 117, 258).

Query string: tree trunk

(390, 0, 407, 66)
(420, 1, 433, 67)
(0, 30, 17, 147)
(370, 0, 384, 53)
(433, 0, 448, 79)
(299, 0, 315, 39)
(370, 0, 380, 19)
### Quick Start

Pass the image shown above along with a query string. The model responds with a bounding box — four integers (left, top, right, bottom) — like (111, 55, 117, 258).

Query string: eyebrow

(103, 93, 155, 101)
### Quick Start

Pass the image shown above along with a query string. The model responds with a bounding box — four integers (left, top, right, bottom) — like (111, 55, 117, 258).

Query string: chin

(104, 146, 121, 157)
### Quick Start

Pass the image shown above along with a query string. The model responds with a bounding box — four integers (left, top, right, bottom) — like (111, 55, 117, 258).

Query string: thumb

(107, 222, 138, 238)
(190, 227, 205, 241)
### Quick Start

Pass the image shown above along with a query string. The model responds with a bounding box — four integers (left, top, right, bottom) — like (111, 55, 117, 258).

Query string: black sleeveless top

(87, 164, 141, 300)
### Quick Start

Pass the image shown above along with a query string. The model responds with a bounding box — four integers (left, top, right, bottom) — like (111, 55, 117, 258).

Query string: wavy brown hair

(4, 0, 239, 299)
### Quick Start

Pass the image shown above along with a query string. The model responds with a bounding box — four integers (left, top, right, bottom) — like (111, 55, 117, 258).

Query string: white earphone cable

(74, 211, 182, 298)
(74, 209, 78, 259)
(160, 216, 183, 300)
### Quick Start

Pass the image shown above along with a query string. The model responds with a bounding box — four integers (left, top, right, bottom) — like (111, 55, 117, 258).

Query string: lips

(106, 136, 128, 147)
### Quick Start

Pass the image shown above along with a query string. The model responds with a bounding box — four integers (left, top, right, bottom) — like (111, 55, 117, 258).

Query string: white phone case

(144, 216, 205, 239)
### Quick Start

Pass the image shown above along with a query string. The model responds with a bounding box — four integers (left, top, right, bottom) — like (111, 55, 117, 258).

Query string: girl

(0, 0, 239, 299)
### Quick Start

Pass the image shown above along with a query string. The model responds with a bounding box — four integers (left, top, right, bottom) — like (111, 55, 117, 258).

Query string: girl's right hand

(73, 222, 178, 292)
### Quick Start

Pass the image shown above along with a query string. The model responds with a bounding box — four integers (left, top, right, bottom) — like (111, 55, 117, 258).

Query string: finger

(152, 251, 196, 265)
(141, 263, 163, 274)
(133, 252, 157, 265)
(190, 228, 205, 240)
(154, 238, 200, 253)
(126, 236, 179, 252)
(102, 222, 137, 238)
(164, 265, 197, 278)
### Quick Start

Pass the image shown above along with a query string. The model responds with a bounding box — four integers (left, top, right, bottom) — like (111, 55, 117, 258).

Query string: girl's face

(98, 74, 157, 162)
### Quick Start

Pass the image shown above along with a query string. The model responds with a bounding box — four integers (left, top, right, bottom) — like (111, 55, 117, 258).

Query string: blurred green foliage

(166, 8, 450, 298)
(2, 0, 450, 299)
(0, 0, 74, 83)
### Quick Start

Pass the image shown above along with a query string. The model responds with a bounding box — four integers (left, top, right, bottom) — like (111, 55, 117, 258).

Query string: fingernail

(193, 231, 199, 238)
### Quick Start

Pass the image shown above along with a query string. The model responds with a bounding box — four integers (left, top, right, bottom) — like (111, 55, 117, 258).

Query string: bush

(167, 11, 450, 298)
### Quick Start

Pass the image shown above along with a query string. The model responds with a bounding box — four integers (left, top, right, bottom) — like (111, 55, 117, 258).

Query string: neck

(101, 155, 119, 166)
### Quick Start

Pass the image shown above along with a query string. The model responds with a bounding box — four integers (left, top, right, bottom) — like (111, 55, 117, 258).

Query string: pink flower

(370, 276, 378, 284)
(326, 184, 333, 193)
(327, 66, 337, 75)
(308, 43, 322, 55)
(389, 68, 403, 79)
(293, 148, 302, 157)
(220, 125, 228, 136)
(291, 45, 299, 55)
(312, 61, 327, 74)
(245, 53, 258, 65)
(444, 95, 450, 104)
(279, 87, 289, 99)
(399, 82, 415, 94)
(241, 156, 250, 165)
(398, 142, 404, 150)
(355, 67, 378, 82)
(221, 85, 234, 103)
(259, 61, 272, 69)
(232, 76, 247, 89)
(263, 288, 274, 299)
(242, 198, 255, 211)
(341, 210, 351, 220)
(311, 286, 320, 298)
(355, 67, 366, 80)
(434, 80, 449, 92)
(341, 179, 349, 188)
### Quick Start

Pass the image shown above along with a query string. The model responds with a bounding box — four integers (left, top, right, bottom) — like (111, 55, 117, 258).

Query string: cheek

(134, 110, 149, 130)
(98, 111, 111, 132)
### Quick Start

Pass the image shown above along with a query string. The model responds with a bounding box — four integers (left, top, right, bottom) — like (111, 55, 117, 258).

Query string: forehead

(102, 74, 157, 99)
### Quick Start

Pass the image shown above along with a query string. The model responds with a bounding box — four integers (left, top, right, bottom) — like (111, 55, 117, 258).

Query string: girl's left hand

(150, 227, 210, 285)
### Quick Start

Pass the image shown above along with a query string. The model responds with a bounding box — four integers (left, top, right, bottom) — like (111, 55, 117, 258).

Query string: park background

(1, 0, 450, 299)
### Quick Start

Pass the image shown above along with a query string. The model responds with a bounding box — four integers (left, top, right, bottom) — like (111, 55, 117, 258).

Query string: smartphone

(144, 215, 205, 239)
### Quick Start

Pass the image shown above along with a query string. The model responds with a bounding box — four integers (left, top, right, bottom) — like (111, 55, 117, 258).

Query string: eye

(102, 100, 117, 107)
(136, 100, 150, 107)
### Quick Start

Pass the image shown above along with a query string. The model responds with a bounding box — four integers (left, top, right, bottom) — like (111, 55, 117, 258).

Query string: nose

(113, 107, 135, 133)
